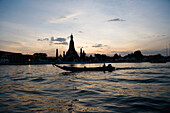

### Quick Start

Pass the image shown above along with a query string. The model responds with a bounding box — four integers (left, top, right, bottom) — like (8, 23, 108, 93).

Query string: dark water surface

(0, 63, 170, 113)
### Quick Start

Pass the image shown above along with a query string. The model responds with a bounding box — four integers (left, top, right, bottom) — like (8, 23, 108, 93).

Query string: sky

(0, 0, 170, 57)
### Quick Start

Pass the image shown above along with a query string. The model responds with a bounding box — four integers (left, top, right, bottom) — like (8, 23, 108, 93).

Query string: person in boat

(107, 64, 112, 68)
(103, 63, 106, 67)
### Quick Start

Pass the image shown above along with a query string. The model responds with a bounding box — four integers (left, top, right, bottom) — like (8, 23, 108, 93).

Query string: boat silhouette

(53, 64, 115, 72)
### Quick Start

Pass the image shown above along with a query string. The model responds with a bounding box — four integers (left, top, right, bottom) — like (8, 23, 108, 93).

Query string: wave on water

(0, 63, 170, 112)
(31, 77, 46, 82)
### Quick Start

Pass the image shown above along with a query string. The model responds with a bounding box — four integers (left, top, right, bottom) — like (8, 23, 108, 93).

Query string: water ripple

(31, 77, 46, 82)
(0, 63, 170, 112)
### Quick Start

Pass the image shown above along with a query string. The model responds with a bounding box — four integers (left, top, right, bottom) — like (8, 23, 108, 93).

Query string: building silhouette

(56, 49, 58, 59)
(0, 51, 32, 64)
(80, 48, 86, 61)
(65, 34, 79, 62)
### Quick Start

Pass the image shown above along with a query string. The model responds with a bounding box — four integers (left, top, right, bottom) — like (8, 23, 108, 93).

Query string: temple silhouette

(65, 34, 79, 61)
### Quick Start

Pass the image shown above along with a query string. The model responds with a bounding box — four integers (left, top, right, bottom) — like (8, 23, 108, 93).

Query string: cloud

(37, 39, 42, 41)
(92, 43, 109, 48)
(155, 34, 166, 37)
(51, 37, 66, 42)
(78, 31, 83, 33)
(0, 39, 23, 46)
(37, 38, 49, 41)
(77, 46, 88, 48)
(56, 38, 66, 42)
(108, 18, 125, 22)
(54, 42, 68, 45)
(73, 18, 78, 20)
(37, 36, 68, 46)
(142, 49, 167, 55)
(46, 12, 81, 24)
(0, 39, 25, 52)
(92, 44, 103, 47)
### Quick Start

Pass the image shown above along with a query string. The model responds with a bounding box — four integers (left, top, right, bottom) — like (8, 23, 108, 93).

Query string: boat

(53, 64, 115, 72)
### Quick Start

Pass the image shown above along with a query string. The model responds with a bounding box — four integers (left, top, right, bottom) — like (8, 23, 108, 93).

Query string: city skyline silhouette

(0, 0, 170, 57)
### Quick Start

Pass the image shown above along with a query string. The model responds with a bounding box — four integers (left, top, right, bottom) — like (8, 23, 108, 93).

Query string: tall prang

(68, 34, 75, 51)
(65, 34, 79, 62)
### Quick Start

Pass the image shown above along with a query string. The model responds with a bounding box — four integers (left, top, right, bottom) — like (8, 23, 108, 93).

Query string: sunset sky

(0, 0, 170, 56)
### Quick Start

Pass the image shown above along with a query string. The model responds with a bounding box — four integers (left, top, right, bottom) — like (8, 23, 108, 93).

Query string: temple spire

(65, 34, 79, 61)
(70, 34, 73, 40)
(68, 34, 75, 51)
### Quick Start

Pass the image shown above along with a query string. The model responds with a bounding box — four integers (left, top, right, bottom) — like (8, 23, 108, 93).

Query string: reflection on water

(0, 63, 170, 112)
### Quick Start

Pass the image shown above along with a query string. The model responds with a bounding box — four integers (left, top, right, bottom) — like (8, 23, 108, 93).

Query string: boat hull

(54, 64, 115, 72)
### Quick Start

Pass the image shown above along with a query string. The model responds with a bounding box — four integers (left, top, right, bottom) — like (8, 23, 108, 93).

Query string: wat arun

(65, 34, 79, 61)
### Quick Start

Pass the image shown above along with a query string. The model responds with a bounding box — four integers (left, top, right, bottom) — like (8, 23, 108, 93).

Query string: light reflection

(28, 64, 31, 68)
(0, 63, 170, 112)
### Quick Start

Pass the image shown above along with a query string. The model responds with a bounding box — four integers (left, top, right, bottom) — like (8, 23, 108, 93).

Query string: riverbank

(0, 61, 168, 65)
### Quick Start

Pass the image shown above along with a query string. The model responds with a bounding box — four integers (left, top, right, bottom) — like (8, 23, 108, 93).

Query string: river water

(0, 63, 170, 113)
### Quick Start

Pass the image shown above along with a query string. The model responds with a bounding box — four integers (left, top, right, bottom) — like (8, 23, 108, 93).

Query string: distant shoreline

(0, 61, 168, 65)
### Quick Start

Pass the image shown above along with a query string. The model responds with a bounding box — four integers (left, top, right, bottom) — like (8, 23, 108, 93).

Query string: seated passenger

(103, 63, 106, 67)
(107, 64, 112, 68)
